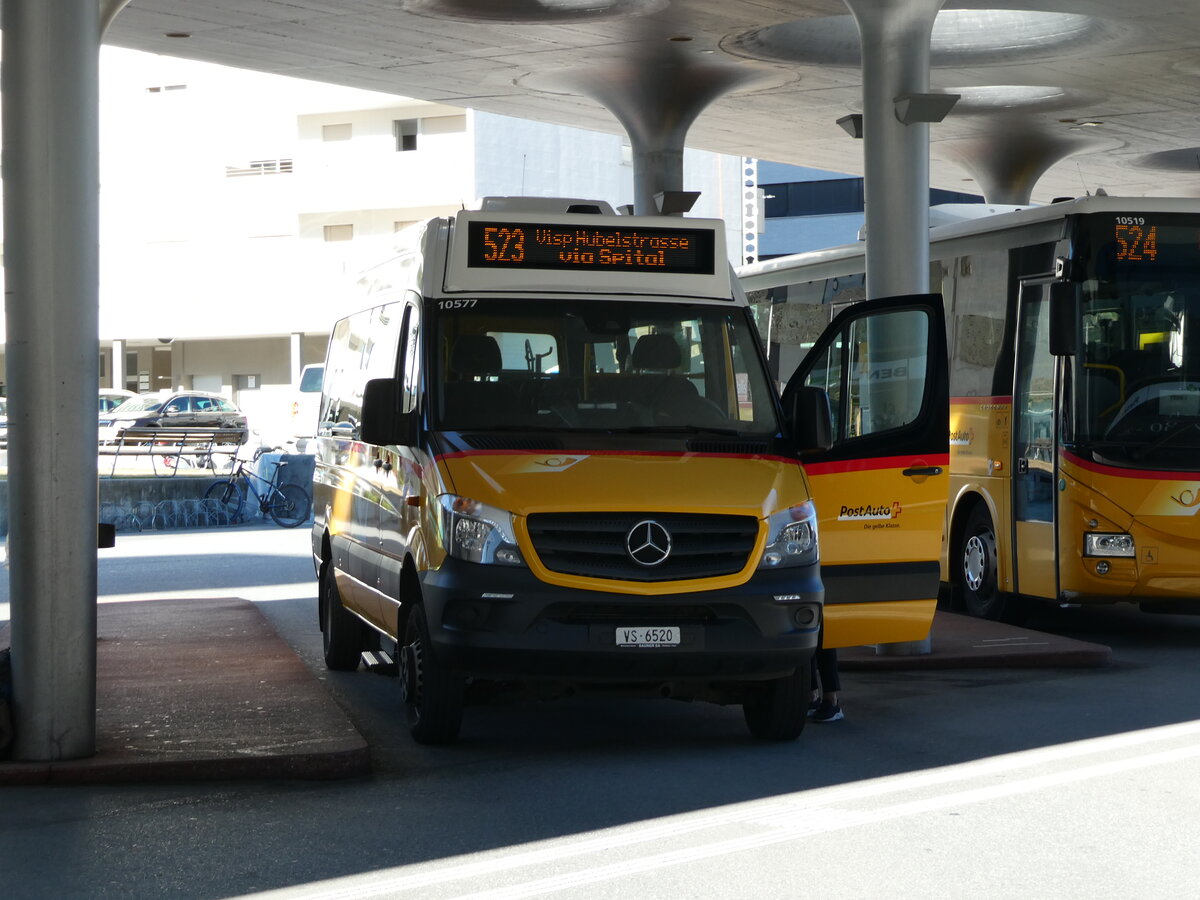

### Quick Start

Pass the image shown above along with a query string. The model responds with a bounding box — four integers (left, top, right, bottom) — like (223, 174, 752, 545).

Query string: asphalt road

(3, 526, 1200, 899)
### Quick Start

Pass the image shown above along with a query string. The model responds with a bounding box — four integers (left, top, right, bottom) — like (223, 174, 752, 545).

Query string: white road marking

(246, 720, 1200, 900)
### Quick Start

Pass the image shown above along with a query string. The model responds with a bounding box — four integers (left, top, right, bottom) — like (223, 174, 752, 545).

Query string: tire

(957, 504, 1020, 622)
(399, 604, 465, 745)
(267, 482, 311, 528)
(204, 479, 245, 524)
(320, 559, 364, 671)
(742, 662, 812, 741)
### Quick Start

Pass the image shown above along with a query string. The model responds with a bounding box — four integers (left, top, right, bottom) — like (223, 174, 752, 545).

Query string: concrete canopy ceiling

(104, 1, 1200, 204)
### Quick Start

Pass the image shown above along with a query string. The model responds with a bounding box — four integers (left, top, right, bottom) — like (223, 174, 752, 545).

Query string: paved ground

(0, 597, 368, 785)
(0, 601, 1109, 786)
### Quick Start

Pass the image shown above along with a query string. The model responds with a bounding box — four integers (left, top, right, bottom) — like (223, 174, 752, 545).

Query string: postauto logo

(838, 500, 902, 521)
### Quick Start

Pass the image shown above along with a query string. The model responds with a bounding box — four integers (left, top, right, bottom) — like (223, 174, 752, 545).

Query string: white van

(290, 363, 324, 452)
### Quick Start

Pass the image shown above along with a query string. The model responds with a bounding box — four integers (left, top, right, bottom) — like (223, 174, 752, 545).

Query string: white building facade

(0, 49, 751, 445)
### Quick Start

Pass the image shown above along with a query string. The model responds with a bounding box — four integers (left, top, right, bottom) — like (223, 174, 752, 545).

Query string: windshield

(111, 396, 164, 414)
(432, 298, 779, 435)
(1072, 214, 1200, 469)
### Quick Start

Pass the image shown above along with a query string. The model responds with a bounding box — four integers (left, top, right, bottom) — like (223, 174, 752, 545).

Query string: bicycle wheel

(267, 482, 311, 528)
(204, 479, 246, 524)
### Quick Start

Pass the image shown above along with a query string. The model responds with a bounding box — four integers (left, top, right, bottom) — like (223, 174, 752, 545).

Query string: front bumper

(419, 558, 823, 685)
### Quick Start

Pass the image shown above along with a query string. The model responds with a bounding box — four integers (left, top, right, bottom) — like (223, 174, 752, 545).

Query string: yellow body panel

(439, 449, 809, 596)
(824, 599, 938, 648)
(1059, 453, 1200, 600)
(943, 396, 1200, 603)
(945, 397, 1015, 591)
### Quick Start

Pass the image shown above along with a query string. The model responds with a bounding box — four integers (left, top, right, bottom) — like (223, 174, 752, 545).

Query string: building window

(394, 220, 418, 232)
(225, 158, 293, 177)
(324, 224, 354, 242)
(762, 179, 865, 218)
(763, 178, 983, 218)
(393, 119, 418, 151)
(323, 123, 352, 142)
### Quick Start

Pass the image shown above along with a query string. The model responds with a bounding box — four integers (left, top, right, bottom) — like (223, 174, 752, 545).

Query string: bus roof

(739, 195, 1200, 290)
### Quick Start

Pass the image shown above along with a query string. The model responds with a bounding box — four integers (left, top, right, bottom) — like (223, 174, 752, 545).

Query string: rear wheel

(204, 479, 245, 524)
(267, 482, 311, 527)
(958, 504, 1021, 622)
(320, 559, 364, 671)
(400, 604, 465, 745)
(742, 663, 812, 741)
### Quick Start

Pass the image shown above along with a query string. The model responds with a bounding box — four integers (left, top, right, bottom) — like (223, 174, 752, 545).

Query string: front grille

(525, 512, 759, 582)
(686, 439, 769, 455)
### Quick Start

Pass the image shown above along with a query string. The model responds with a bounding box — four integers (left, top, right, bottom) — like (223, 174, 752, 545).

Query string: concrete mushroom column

(560, 46, 762, 215)
(844, 0, 950, 298)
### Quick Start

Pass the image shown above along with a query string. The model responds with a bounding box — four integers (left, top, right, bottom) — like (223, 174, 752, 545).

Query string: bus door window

(1014, 287, 1056, 522)
(1013, 284, 1059, 600)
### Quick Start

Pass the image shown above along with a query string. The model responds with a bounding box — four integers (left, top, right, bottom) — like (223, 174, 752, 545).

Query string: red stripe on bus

(1062, 449, 1200, 481)
(435, 448, 800, 465)
(803, 453, 950, 476)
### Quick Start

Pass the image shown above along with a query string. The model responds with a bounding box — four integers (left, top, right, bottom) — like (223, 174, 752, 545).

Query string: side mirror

(360, 378, 418, 446)
(1049, 281, 1078, 356)
(789, 385, 833, 454)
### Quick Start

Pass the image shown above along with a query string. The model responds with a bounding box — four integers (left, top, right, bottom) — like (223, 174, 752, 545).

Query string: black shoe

(811, 700, 844, 723)
(807, 698, 821, 717)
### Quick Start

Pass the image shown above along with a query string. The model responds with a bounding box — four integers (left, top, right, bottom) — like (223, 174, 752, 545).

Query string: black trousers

(809, 646, 840, 694)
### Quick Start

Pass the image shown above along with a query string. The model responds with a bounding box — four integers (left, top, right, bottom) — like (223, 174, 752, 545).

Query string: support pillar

(111, 339, 126, 391)
(844, 0, 947, 299)
(290, 332, 303, 386)
(3, 0, 102, 760)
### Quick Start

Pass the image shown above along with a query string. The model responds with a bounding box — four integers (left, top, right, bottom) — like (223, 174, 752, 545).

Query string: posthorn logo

(626, 519, 672, 567)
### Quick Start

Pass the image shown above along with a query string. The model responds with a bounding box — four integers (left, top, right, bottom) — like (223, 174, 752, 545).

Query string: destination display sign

(465, 221, 716, 275)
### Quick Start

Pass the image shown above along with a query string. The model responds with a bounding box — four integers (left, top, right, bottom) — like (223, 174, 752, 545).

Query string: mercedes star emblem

(626, 519, 672, 567)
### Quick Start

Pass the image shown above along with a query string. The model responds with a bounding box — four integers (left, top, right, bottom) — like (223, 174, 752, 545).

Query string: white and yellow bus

(740, 195, 1200, 623)
(312, 197, 948, 743)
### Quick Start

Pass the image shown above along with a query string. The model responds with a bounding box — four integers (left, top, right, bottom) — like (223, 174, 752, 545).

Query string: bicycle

(203, 447, 311, 528)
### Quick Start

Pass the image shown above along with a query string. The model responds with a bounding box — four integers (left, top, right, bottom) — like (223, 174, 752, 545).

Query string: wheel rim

(963, 534, 987, 592)
(399, 634, 423, 727)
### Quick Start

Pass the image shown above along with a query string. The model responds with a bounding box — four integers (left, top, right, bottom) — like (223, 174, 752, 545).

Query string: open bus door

(1012, 281, 1061, 600)
(782, 294, 950, 648)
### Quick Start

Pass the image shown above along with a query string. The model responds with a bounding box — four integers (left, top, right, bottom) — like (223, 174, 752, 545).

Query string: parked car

(0, 397, 7, 450)
(98, 391, 249, 445)
(99, 388, 137, 414)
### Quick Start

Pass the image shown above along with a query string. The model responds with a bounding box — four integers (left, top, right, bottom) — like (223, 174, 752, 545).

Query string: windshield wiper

(621, 424, 744, 436)
(1134, 421, 1200, 460)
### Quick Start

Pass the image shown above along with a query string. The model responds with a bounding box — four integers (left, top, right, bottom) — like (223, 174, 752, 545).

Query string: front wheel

(399, 604, 465, 745)
(204, 479, 245, 524)
(742, 663, 812, 741)
(320, 559, 364, 671)
(957, 504, 1021, 622)
(267, 482, 311, 528)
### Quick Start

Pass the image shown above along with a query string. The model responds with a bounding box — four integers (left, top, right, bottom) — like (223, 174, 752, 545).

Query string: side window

(797, 306, 930, 442)
(803, 334, 844, 438)
(400, 301, 421, 414)
(321, 302, 401, 437)
(846, 309, 929, 437)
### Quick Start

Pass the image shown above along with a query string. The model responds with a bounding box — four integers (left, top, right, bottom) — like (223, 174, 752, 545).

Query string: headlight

(759, 500, 819, 569)
(437, 494, 525, 566)
(1084, 532, 1135, 558)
